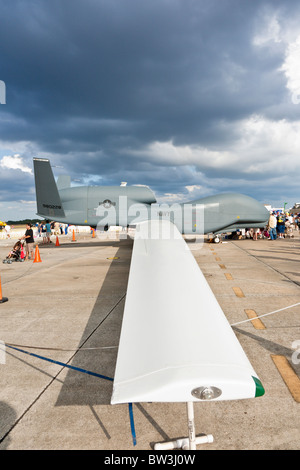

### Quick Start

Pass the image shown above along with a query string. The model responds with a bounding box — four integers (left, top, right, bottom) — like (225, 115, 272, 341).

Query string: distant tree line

(6, 218, 43, 225)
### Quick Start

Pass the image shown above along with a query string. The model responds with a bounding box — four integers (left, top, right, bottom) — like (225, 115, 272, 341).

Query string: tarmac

(0, 228, 299, 451)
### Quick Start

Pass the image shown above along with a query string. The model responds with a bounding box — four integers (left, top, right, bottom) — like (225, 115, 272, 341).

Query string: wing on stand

(111, 220, 264, 450)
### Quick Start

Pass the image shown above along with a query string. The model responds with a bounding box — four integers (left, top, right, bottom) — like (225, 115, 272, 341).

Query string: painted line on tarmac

(224, 273, 233, 280)
(232, 287, 245, 298)
(244, 309, 266, 330)
(271, 355, 300, 403)
(216, 255, 267, 331)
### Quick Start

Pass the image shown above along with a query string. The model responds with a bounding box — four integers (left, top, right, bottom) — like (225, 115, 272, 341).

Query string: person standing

(276, 213, 286, 239)
(268, 212, 277, 240)
(4, 224, 11, 238)
(45, 220, 52, 244)
(41, 222, 47, 243)
(22, 223, 34, 260)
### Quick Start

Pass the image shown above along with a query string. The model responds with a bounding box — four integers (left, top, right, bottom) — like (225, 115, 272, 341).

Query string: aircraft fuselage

(33, 158, 269, 235)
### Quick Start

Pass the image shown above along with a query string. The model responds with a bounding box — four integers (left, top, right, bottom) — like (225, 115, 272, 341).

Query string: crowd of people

(264, 211, 300, 240)
(3, 221, 74, 262)
(36, 220, 69, 244)
(239, 211, 300, 241)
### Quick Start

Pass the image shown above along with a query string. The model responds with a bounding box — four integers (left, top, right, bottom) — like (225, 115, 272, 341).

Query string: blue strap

(6, 344, 113, 382)
(128, 403, 137, 446)
(6, 344, 137, 445)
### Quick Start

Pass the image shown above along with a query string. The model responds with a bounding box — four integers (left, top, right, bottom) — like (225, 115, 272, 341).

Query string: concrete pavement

(0, 230, 299, 450)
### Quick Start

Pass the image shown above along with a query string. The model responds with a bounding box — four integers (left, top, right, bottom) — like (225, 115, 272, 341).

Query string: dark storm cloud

(0, 167, 33, 202)
(0, 1, 274, 127)
(1, 0, 300, 219)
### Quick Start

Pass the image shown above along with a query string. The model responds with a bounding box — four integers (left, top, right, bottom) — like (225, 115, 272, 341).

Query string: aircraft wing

(111, 219, 264, 404)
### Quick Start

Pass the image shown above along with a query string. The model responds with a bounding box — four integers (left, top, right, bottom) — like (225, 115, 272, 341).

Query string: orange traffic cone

(0, 276, 8, 303)
(92, 228, 95, 238)
(55, 236, 60, 246)
(33, 245, 42, 263)
(72, 229, 76, 242)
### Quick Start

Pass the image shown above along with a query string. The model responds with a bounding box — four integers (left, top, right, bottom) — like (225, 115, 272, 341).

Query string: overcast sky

(1, 0, 300, 221)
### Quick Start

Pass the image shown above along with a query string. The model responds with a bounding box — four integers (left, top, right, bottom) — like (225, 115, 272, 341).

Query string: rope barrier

(5, 342, 118, 351)
(231, 302, 300, 326)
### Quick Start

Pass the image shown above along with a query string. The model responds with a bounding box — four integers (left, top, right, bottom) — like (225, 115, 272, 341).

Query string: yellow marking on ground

(232, 287, 245, 298)
(271, 355, 300, 403)
(224, 273, 233, 280)
(244, 309, 266, 330)
(215, 256, 221, 261)
(218, 264, 226, 269)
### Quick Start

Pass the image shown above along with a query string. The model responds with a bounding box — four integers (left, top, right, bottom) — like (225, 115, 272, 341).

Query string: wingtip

(252, 376, 265, 397)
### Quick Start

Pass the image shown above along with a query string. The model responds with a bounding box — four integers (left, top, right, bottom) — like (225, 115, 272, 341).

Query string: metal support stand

(154, 402, 213, 450)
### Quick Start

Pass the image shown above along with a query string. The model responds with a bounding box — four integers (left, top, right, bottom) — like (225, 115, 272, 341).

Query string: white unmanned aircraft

(34, 158, 266, 449)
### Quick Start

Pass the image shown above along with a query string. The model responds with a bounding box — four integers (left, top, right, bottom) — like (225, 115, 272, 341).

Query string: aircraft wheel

(214, 236, 220, 243)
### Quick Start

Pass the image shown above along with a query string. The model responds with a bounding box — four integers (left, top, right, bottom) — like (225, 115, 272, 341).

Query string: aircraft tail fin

(33, 158, 65, 219)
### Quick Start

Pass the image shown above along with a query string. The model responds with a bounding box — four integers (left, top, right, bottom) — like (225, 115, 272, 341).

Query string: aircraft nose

(257, 202, 269, 222)
(237, 194, 269, 224)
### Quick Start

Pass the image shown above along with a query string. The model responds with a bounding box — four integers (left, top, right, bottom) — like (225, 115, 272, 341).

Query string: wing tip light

(253, 376, 265, 397)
